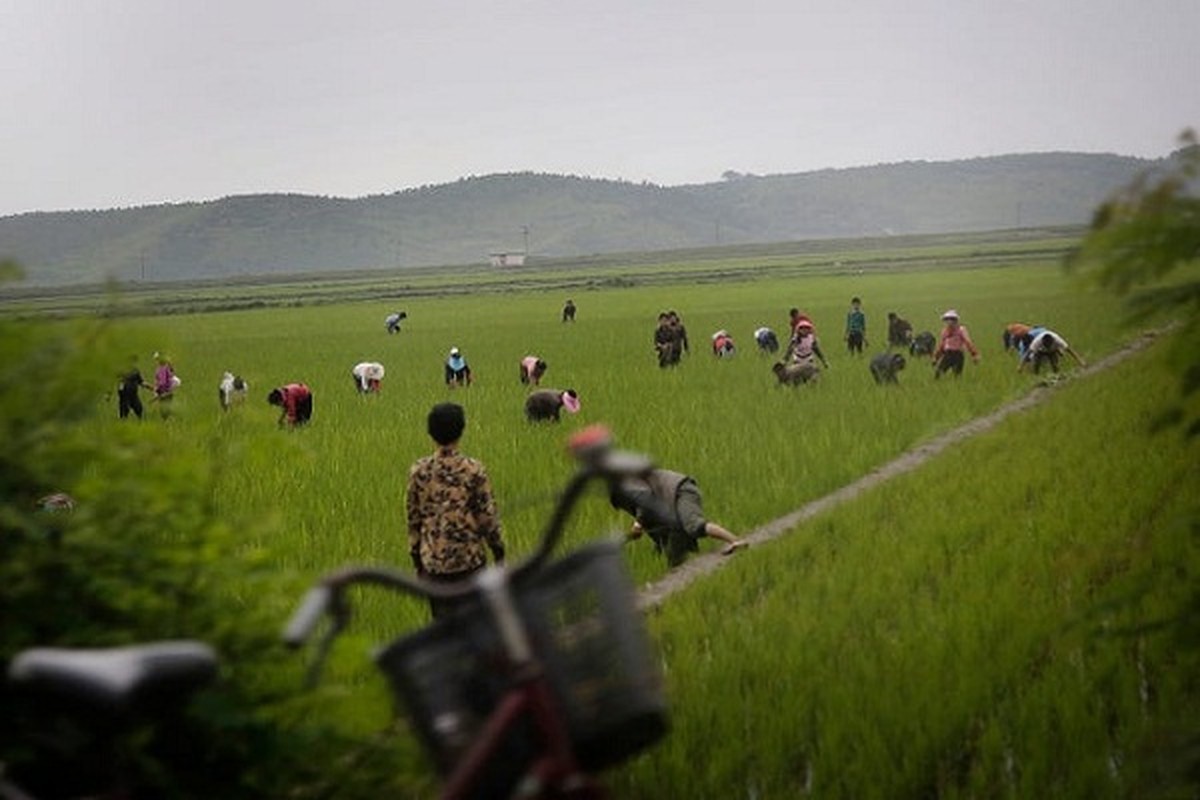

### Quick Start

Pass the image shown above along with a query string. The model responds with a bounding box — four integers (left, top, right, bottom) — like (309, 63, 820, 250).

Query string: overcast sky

(1, 0, 1196, 217)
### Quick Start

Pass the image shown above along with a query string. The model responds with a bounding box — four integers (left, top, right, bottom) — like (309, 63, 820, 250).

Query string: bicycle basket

(375, 594, 534, 796)
(375, 539, 668, 776)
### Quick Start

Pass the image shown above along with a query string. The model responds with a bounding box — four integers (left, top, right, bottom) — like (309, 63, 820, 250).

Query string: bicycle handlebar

(281, 586, 332, 648)
(282, 426, 655, 680)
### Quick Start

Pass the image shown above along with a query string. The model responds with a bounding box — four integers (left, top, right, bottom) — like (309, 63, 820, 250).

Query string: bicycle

(2, 428, 668, 799)
(1, 640, 218, 799)
(283, 426, 670, 799)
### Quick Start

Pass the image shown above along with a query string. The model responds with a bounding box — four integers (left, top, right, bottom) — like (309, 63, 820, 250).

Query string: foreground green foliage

(1069, 129, 1200, 436)
(0, 305, 401, 798)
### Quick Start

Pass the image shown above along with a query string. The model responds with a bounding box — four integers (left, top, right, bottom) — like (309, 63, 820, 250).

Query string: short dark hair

(267, 388, 283, 406)
(427, 402, 466, 445)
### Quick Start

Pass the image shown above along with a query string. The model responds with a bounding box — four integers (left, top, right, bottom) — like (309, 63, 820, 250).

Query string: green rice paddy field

(54, 247, 1200, 797)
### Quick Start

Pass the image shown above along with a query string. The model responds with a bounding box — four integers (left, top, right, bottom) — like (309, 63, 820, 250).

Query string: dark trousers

(118, 391, 143, 419)
(935, 350, 965, 378)
(1032, 351, 1060, 374)
(295, 394, 313, 423)
(657, 342, 681, 368)
(424, 567, 482, 619)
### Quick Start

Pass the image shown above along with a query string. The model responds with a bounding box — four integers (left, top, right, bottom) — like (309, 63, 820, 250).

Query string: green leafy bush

(0, 264, 394, 798)
(1068, 129, 1200, 435)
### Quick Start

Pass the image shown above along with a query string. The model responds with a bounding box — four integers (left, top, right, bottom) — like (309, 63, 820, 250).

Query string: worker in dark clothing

(524, 388, 581, 422)
(117, 357, 151, 419)
(611, 468, 746, 567)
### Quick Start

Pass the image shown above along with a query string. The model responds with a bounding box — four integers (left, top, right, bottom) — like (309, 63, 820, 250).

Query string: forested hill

(0, 152, 1153, 285)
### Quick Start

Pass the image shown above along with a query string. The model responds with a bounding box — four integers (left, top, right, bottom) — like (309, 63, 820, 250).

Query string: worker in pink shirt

(932, 309, 980, 378)
(518, 355, 548, 385)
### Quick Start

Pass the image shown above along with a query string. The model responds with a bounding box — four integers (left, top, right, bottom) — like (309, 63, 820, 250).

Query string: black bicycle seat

(7, 641, 218, 714)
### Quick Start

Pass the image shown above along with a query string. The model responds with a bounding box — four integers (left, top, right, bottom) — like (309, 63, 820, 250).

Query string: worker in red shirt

(267, 382, 313, 427)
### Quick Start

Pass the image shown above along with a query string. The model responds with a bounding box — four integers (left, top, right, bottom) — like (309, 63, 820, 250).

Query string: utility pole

(140, 251, 146, 282)
(521, 225, 530, 256)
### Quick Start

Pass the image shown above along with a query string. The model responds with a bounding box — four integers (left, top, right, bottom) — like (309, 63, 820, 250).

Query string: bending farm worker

(1018, 329, 1086, 374)
(267, 382, 313, 427)
(612, 467, 746, 567)
(352, 361, 385, 393)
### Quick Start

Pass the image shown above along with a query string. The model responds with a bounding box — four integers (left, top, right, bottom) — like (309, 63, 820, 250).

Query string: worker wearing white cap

(352, 361, 385, 393)
(932, 309, 980, 378)
(445, 347, 472, 387)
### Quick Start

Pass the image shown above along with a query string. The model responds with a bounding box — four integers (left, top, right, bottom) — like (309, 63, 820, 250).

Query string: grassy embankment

(615, 335, 1197, 799)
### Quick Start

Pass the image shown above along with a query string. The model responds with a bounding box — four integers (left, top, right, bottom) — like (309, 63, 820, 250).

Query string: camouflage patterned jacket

(406, 446, 504, 576)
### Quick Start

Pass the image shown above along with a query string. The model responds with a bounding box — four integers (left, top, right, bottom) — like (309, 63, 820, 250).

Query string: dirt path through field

(636, 330, 1166, 611)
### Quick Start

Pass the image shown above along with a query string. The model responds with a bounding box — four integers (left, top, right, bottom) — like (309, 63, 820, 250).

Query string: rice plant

(65, 251, 1196, 796)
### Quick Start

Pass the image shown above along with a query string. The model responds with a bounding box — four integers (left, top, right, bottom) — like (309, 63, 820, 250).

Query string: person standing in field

(654, 312, 683, 368)
(267, 382, 313, 427)
(151, 352, 179, 417)
(932, 310, 981, 378)
(1018, 328, 1086, 375)
(116, 356, 150, 419)
(153, 352, 177, 396)
(845, 297, 867, 355)
(407, 402, 505, 618)
(786, 318, 829, 373)
(668, 310, 690, 356)
(611, 466, 747, 567)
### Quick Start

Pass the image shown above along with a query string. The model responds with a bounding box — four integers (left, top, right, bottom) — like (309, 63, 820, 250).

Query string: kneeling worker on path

(611, 465, 747, 567)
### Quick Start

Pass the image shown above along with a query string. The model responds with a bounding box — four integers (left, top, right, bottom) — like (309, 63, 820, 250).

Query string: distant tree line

(0, 152, 1158, 286)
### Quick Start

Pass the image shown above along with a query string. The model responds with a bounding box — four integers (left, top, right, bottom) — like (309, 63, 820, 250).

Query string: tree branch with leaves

(1067, 129, 1200, 435)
